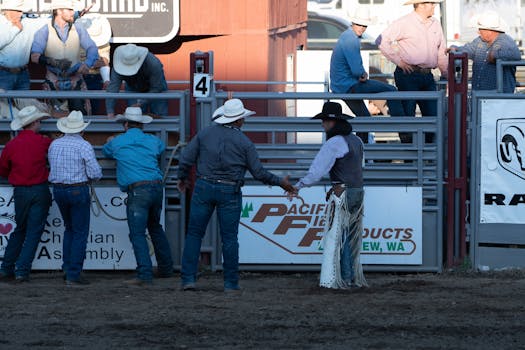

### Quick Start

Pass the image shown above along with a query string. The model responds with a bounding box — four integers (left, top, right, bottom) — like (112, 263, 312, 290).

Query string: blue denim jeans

(53, 185, 91, 281)
(126, 183, 173, 281)
(181, 179, 242, 289)
(394, 67, 437, 143)
(125, 83, 168, 117)
(345, 79, 405, 143)
(340, 188, 364, 284)
(0, 69, 30, 91)
(0, 184, 51, 278)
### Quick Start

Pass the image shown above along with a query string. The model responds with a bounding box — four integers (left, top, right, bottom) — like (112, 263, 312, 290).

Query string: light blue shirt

(48, 133, 102, 184)
(103, 128, 165, 191)
(330, 28, 366, 93)
(296, 135, 353, 189)
(0, 15, 47, 68)
(31, 21, 99, 67)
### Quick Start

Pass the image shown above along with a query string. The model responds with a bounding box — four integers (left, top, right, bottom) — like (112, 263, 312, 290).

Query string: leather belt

(53, 182, 88, 187)
(129, 180, 162, 189)
(409, 65, 432, 74)
(200, 177, 238, 186)
(0, 65, 27, 74)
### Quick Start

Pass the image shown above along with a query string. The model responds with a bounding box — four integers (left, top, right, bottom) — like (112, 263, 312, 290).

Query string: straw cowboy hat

(312, 101, 353, 121)
(0, 0, 31, 12)
(50, 0, 76, 10)
(10, 105, 49, 130)
(113, 44, 148, 76)
(476, 11, 508, 33)
(116, 107, 153, 124)
(212, 99, 255, 124)
(348, 6, 376, 26)
(76, 13, 112, 47)
(403, 0, 442, 5)
(57, 110, 90, 133)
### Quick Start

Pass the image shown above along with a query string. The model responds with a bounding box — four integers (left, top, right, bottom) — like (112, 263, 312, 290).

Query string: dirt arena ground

(0, 269, 524, 349)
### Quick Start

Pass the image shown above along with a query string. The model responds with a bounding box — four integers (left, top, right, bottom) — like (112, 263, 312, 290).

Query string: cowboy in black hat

(295, 101, 367, 289)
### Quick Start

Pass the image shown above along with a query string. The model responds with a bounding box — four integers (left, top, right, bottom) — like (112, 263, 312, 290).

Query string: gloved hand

(48, 58, 72, 71)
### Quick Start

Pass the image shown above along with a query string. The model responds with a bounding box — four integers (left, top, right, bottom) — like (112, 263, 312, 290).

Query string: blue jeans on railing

(126, 183, 173, 281)
(53, 185, 91, 281)
(0, 69, 30, 91)
(125, 83, 168, 116)
(181, 179, 243, 289)
(394, 68, 437, 143)
(0, 184, 51, 278)
(344, 79, 405, 143)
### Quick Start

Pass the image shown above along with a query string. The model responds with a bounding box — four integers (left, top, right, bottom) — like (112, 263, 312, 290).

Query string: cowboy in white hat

(330, 6, 404, 143)
(48, 110, 102, 286)
(102, 106, 173, 286)
(0, 0, 48, 92)
(378, 0, 447, 144)
(30, 0, 99, 115)
(76, 13, 112, 114)
(448, 11, 520, 93)
(105, 44, 168, 118)
(176, 99, 296, 292)
(0, 105, 52, 283)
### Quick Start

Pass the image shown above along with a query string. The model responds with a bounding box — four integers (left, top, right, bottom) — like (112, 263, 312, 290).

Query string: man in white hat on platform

(378, 0, 447, 144)
(448, 11, 520, 93)
(105, 44, 168, 118)
(177, 99, 296, 292)
(0, 0, 48, 91)
(48, 110, 102, 286)
(30, 0, 99, 115)
(103, 106, 173, 285)
(0, 105, 52, 283)
(330, 6, 404, 144)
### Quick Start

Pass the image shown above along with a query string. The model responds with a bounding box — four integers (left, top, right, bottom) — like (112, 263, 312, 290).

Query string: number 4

(195, 76, 208, 95)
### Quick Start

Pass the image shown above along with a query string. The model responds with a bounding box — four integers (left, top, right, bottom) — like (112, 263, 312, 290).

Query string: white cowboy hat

(113, 44, 148, 76)
(348, 6, 375, 26)
(50, 0, 77, 10)
(76, 13, 112, 47)
(476, 11, 508, 33)
(115, 107, 153, 124)
(0, 0, 31, 12)
(212, 99, 255, 124)
(57, 110, 90, 133)
(403, 0, 442, 5)
(10, 105, 49, 131)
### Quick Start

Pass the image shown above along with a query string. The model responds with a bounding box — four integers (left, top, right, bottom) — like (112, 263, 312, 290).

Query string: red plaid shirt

(0, 130, 52, 186)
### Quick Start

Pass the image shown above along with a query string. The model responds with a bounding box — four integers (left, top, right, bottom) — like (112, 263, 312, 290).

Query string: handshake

(280, 175, 298, 198)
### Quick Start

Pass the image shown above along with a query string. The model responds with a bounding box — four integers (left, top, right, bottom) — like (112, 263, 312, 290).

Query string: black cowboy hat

(311, 101, 353, 120)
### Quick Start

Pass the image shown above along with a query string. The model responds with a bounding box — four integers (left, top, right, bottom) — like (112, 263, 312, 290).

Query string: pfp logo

(497, 119, 525, 180)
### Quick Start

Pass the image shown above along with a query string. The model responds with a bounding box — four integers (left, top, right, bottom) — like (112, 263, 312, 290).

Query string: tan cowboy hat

(76, 13, 112, 47)
(0, 0, 31, 12)
(50, 0, 77, 10)
(116, 107, 153, 124)
(212, 99, 255, 124)
(403, 0, 442, 5)
(10, 105, 49, 130)
(348, 6, 376, 26)
(476, 11, 508, 33)
(113, 44, 148, 76)
(57, 110, 90, 133)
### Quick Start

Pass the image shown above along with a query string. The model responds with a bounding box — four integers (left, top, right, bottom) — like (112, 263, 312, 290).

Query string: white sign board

(0, 187, 160, 270)
(239, 185, 422, 265)
(193, 73, 212, 98)
(480, 99, 525, 224)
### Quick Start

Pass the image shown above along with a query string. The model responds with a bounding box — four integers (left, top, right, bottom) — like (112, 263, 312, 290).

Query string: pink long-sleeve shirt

(379, 11, 448, 75)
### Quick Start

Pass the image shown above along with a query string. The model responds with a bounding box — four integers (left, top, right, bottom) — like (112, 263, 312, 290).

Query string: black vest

(329, 134, 363, 188)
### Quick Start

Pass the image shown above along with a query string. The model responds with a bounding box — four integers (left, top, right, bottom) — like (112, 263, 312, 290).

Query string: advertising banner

(0, 186, 159, 270)
(29, 0, 180, 43)
(239, 186, 422, 265)
(480, 99, 525, 224)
